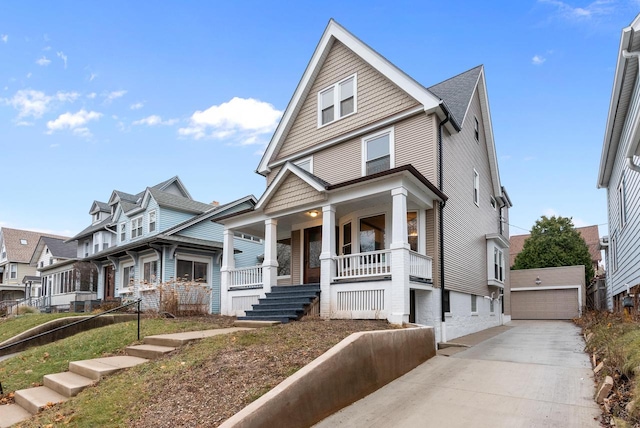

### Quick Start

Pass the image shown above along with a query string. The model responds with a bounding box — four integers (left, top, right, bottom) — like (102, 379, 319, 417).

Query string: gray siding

(273, 40, 420, 162)
(606, 73, 640, 302)
(442, 89, 502, 297)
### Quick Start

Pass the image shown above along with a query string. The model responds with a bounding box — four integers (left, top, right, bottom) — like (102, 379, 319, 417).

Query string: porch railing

(334, 249, 391, 280)
(228, 265, 263, 289)
(409, 251, 433, 280)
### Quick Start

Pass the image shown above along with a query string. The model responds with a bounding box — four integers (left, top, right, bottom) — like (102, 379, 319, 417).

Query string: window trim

(361, 127, 395, 176)
(317, 73, 358, 128)
(120, 223, 127, 242)
(175, 253, 210, 284)
(121, 263, 135, 289)
(9, 263, 17, 279)
(148, 210, 157, 233)
(473, 169, 479, 206)
(131, 216, 143, 239)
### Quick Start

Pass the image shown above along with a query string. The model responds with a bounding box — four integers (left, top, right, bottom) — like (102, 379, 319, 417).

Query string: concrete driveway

(315, 320, 600, 428)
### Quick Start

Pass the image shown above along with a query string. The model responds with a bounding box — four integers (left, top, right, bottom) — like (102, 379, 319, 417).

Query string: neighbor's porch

(220, 175, 443, 324)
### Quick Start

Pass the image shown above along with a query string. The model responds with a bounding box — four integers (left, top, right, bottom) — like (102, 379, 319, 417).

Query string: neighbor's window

(318, 74, 356, 126)
(490, 196, 496, 210)
(473, 169, 479, 206)
(474, 116, 479, 142)
(494, 247, 504, 282)
(120, 223, 126, 242)
(9, 263, 17, 279)
(277, 238, 291, 277)
(360, 214, 385, 252)
(177, 259, 208, 283)
(84, 242, 89, 257)
(443, 290, 450, 313)
(122, 265, 134, 287)
(149, 210, 157, 233)
(471, 294, 477, 312)
(143, 260, 158, 284)
(131, 216, 143, 239)
(363, 129, 394, 176)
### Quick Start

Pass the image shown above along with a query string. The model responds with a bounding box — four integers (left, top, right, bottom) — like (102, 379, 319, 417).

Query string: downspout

(623, 49, 640, 174)
(438, 114, 449, 334)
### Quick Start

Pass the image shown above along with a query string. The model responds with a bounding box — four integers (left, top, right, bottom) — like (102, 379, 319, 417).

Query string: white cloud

(56, 51, 67, 69)
(89, 73, 97, 82)
(87, 92, 97, 99)
(132, 115, 178, 126)
(26, 72, 32, 79)
(5, 89, 52, 118)
(130, 102, 144, 110)
(16, 121, 33, 127)
(43, 46, 51, 51)
(1, 35, 7, 43)
(179, 97, 282, 144)
(46, 109, 102, 136)
(36, 56, 51, 66)
(55, 91, 80, 103)
(532, 55, 546, 65)
(538, 0, 614, 21)
(103, 90, 127, 102)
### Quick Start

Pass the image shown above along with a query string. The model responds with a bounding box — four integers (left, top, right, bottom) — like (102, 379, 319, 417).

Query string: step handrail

(0, 299, 143, 355)
(0, 299, 142, 397)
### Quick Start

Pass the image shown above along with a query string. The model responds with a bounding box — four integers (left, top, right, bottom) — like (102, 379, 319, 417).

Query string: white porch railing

(228, 265, 263, 289)
(409, 251, 433, 280)
(334, 249, 391, 280)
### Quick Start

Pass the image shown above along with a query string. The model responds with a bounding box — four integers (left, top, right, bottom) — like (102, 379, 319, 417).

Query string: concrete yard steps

(0, 326, 258, 427)
(125, 344, 176, 359)
(0, 404, 31, 428)
(43, 371, 96, 397)
(69, 356, 149, 381)
(14, 386, 68, 415)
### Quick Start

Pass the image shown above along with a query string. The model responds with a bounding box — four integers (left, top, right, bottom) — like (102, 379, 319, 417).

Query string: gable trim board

(511, 285, 582, 320)
(257, 19, 445, 176)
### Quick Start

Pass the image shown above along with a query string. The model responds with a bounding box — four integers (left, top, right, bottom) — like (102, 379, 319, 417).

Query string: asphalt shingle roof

(148, 188, 214, 214)
(428, 65, 483, 129)
(41, 236, 77, 259)
(1, 228, 69, 263)
(67, 215, 114, 242)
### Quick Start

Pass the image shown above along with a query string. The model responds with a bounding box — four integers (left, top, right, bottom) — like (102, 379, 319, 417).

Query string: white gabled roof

(256, 19, 442, 175)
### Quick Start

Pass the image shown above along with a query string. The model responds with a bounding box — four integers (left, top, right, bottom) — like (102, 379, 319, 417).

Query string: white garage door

(511, 288, 579, 320)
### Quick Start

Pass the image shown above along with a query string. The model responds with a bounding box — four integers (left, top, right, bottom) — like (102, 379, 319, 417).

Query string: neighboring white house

(213, 19, 511, 342)
(598, 13, 640, 310)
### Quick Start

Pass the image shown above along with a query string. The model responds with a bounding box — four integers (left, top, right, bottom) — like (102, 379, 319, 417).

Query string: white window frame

(317, 73, 357, 127)
(148, 210, 157, 233)
(131, 216, 143, 239)
(9, 263, 17, 279)
(473, 169, 479, 206)
(294, 156, 313, 174)
(175, 253, 211, 285)
(121, 262, 135, 289)
(120, 223, 127, 242)
(618, 176, 626, 229)
(490, 196, 496, 210)
(141, 255, 159, 285)
(493, 247, 504, 282)
(361, 127, 395, 176)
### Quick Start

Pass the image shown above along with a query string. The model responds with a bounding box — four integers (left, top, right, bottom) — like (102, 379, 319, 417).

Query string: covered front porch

(218, 165, 446, 325)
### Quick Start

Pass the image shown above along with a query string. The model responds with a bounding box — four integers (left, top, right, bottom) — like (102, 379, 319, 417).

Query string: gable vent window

(473, 169, 479, 206)
(318, 74, 357, 127)
(120, 223, 126, 242)
(474, 117, 479, 142)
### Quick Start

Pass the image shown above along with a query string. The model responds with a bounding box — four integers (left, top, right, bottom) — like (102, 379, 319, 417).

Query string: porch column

(320, 204, 336, 319)
(91, 261, 104, 300)
(390, 187, 410, 325)
(263, 219, 278, 295)
(220, 228, 235, 316)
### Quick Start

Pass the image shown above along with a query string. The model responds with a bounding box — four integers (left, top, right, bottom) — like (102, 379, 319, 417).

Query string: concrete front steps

(0, 326, 254, 428)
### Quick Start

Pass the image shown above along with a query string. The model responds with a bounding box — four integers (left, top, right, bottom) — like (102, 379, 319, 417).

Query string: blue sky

(0, 0, 637, 238)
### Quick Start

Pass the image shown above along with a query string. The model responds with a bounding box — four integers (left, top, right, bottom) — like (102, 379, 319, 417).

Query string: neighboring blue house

(68, 176, 263, 313)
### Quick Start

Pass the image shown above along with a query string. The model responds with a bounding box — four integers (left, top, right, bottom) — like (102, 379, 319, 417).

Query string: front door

(304, 226, 322, 284)
(104, 265, 115, 300)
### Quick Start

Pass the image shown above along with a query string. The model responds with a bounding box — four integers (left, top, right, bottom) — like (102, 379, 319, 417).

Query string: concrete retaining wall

(0, 314, 138, 356)
(220, 326, 436, 428)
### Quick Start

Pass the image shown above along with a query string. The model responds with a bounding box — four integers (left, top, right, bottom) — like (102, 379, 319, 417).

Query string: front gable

(258, 19, 442, 176)
(275, 40, 421, 161)
(264, 173, 326, 214)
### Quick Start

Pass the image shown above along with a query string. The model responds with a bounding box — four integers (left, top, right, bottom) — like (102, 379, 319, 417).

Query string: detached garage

(510, 266, 585, 320)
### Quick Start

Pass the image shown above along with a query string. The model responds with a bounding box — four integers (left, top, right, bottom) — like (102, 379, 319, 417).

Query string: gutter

(438, 114, 449, 325)
(623, 49, 640, 174)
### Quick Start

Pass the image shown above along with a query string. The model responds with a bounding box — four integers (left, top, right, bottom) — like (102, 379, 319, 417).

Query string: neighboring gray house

(598, 13, 640, 310)
(68, 176, 264, 313)
(214, 20, 511, 342)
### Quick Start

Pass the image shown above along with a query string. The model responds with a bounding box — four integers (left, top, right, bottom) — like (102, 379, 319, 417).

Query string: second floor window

(9, 263, 16, 279)
(131, 217, 143, 239)
(120, 223, 126, 242)
(363, 129, 393, 176)
(149, 211, 157, 233)
(494, 247, 504, 282)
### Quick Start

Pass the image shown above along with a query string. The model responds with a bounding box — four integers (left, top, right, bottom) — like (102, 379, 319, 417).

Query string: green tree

(512, 216, 594, 282)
